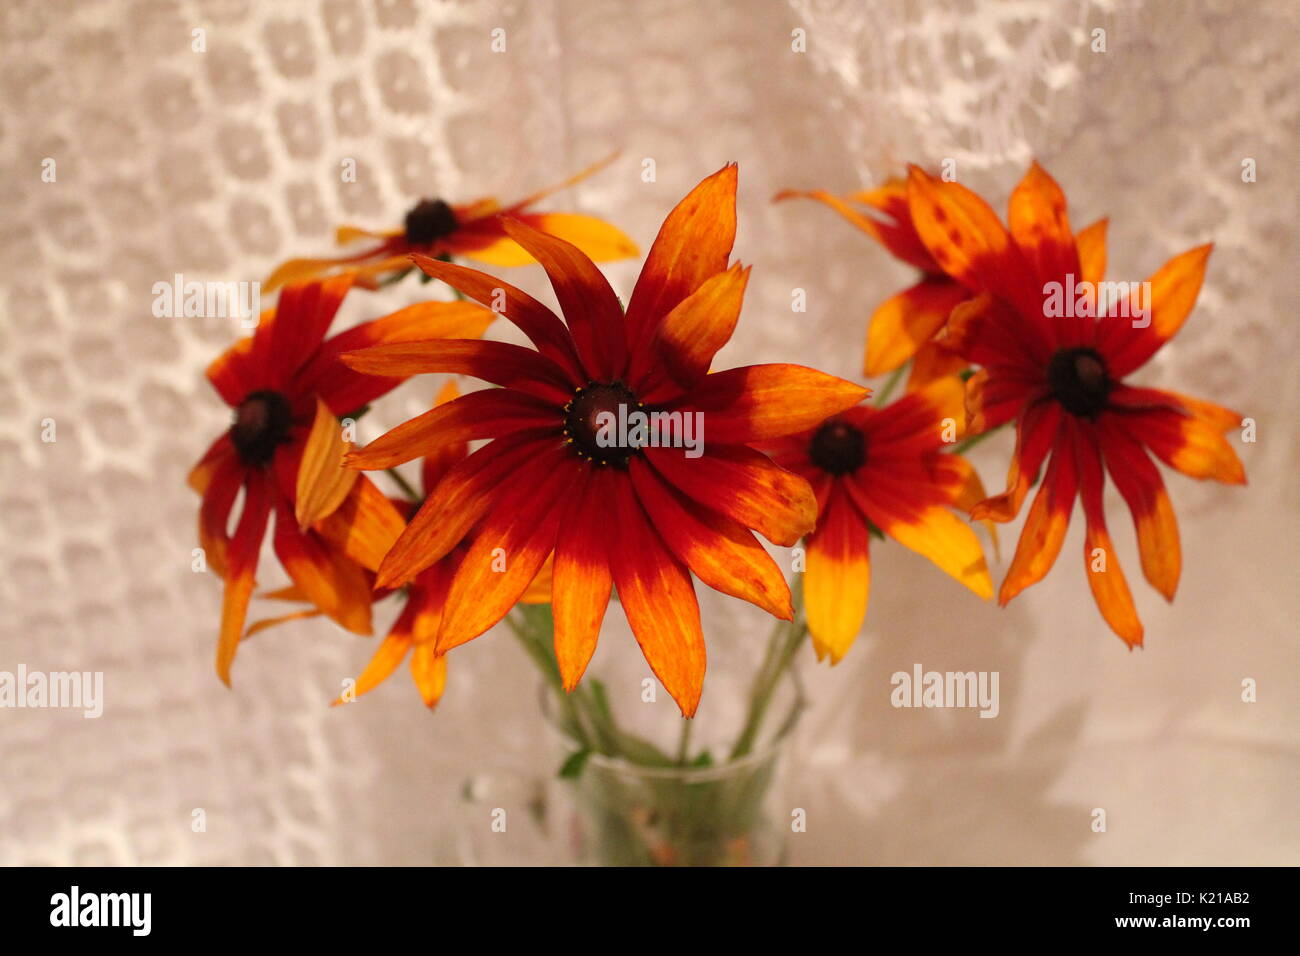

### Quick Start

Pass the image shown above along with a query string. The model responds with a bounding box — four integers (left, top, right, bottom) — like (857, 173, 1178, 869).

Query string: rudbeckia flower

(188, 276, 495, 684)
(264, 156, 638, 291)
(249, 382, 551, 710)
(905, 162, 1247, 645)
(340, 165, 870, 716)
(766, 378, 993, 662)
(776, 174, 1107, 391)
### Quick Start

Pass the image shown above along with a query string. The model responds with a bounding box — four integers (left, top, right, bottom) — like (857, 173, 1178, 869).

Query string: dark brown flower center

(403, 198, 459, 246)
(563, 381, 641, 467)
(1047, 347, 1112, 418)
(230, 389, 294, 466)
(809, 418, 866, 476)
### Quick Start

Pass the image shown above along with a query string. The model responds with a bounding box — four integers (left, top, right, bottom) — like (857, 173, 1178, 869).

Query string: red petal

(341, 339, 575, 405)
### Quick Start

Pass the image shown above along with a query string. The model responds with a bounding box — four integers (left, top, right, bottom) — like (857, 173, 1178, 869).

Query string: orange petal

(774, 186, 936, 272)
(216, 471, 272, 686)
(864, 277, 968, 377)
(501, 217, 627, 379)
(971, 399, 1062, 522)
(652, 262, 749, 386)
(205, 336, 256, 407)
(1007, 160, 1080, 292)
(645, 443, 818, 547)
(625, 164, 737, 344)
(607, 482, 707, 717)
(674, 364, 870, 443)
(376, 433, 547, 589)
(1076, 217, 1108, 287)
(303, 299, 497, 414)
(1098, 243, 1213, 378)
(999, 424, 1079, 604)
(551, 467, 615, 690)
(314, 474, 407, 573)
(1123, 406, 1245, 485)
(265, 275, 355, 389)
(409, 254, 584, 379)
(341, 339, 574, 405)
(864, 376, 966, 455)
(273, 498, 373, 635)
(435, 449, 578, 652)
(803, 486, 871, 664)
(847, 469, 992, 600)
(295, 397, 360, 529)
(513, 212, 638, 263)
(1097, 422, 1181, 601)
(245, 607, 324, 640)
(905, 340, 969, 392)
(1076, 428, 1144, 645)
(905, 166, 1028, 311)
(630, 457, 793, 620)
(410, 642, 449, 709)
(345, 387, 557, 471)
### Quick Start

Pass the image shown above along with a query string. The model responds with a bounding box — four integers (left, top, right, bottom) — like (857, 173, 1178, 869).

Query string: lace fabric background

(0, 0, 1296, 865)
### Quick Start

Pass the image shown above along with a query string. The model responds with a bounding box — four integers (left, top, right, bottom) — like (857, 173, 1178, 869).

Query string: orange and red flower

(339, 165, 869, 715)
(904, 162, 1246, 644)
(265, 156, 638, 291)
(766, 378, 993, 662)
(188, 276, 493, 683)
(776, 174, 1107, 391)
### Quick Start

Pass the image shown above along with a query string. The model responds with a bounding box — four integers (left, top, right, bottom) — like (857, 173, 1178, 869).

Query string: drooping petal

(625, 164, 738, 346)
(1097, 420, 1181, 601)
(671, 364, 869, 443)
(434, 448, 578, 652)
(607, 482, 707, 718)
(644, 443, 817, 547)
(344, 387, 558, 471)
(375, 432, 552, 589)
(197, 450, 244, 578)
(410, 642, 449, 709)
(1108, 384, 1242, 433)
(410, 254, 585, 380)
(189, 433, 237, 495)
(341, 338, 575, 405)
(216, 471, 272, 686)
(629, 457, 792, 619)
(501, 217, 628, 380)
(337, 630, 410, 705)
(1076, 426, 1144, 645)
(299, 299, 497, 415)
(295, 397, 359, 529)
(272, 497, 373, 635)
(551, 465, 614, 691)
(802, 484, 871, 664)
(864, 277, 968, 377)
(998, 423, 1080, 604)
(971, 398, 1061, 522)
(1096, 243, 1213, 378)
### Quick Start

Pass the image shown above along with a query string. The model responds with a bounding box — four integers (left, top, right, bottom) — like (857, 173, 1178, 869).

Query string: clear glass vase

(544, 670, 803, 867)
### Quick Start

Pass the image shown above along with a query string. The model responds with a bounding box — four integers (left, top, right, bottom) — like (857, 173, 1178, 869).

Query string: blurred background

(0, 0, 1296, 865)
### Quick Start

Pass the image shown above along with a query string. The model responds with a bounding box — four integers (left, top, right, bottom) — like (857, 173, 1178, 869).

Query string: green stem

(385, 468, 422, 503)
(675, 717, 693, 766)
(730, 586, 807, 760)
(874, 363, 907, 406)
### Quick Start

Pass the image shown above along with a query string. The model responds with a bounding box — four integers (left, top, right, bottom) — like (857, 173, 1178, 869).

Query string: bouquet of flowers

(189, 158, 1246, 865)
